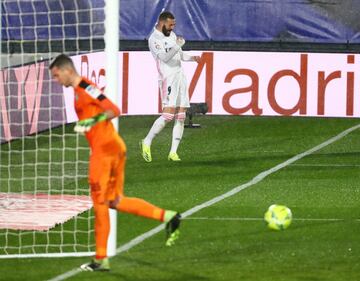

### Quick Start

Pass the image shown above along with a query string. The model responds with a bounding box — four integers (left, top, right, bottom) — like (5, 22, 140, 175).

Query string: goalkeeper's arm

(74, 93, 120, 133)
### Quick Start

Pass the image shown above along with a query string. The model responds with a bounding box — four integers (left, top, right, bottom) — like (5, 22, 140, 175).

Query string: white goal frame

(0, 0, 119, 259)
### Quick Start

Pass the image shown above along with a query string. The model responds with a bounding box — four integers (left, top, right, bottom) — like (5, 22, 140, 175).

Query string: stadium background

(2, 0, 360, 143)
(0, 1, 360, 281)
(3, 0, 360, 50)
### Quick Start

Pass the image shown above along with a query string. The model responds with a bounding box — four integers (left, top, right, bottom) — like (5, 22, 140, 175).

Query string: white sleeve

(149, 37, 180, 63)
(180, 49, 194, 61)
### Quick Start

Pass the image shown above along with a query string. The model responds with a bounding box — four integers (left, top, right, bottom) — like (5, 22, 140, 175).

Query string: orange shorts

(88, 149, 126, 205)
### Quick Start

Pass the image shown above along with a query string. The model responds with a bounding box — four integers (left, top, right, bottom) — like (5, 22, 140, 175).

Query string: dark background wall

(1, 0, 360, 53)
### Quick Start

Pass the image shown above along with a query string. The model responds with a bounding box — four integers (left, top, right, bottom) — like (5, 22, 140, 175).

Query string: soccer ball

(264, 204, 292, 230)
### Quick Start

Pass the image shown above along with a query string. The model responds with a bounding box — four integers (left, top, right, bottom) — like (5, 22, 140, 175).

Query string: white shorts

(159, 72, 190, 108)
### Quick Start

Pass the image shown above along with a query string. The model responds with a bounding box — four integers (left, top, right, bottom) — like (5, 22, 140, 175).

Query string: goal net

(0, 0, 116, 258)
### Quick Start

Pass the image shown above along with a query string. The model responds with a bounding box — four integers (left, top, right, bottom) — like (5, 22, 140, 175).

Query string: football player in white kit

(141, 11, 200, 162)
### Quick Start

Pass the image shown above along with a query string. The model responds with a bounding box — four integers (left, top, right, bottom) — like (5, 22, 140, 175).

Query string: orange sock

(116, 196, 165, 221)
(94, 203, 110, 259)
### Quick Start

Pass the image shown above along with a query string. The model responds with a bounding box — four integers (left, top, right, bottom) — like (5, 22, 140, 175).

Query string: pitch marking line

(48, 123, 360, 281)
(185, 217, 352, 222)
(291, 163, 360, 167)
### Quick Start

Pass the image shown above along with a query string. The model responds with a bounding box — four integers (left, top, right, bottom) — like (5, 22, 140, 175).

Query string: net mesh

(0, 0, 106, 256)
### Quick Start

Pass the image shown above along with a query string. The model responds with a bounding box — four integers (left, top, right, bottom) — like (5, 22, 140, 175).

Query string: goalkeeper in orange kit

(50, 54, 181, 271)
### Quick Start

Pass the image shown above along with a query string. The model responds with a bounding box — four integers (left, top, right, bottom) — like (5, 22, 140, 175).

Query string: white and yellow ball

(264, 204, 292, 230)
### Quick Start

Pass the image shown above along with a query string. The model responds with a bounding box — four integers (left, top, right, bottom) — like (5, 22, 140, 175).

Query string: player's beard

(162, 25, 171, 37)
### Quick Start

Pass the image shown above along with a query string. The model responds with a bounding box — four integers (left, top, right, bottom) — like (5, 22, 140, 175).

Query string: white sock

(144, 116, 167, 146)
(170, 119, 184, 153)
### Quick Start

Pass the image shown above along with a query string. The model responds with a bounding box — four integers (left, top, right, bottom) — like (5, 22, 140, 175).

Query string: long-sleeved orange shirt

(74, 78, 124, 155)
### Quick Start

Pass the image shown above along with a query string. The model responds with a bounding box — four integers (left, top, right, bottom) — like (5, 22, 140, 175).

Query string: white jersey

(148, 28, 190, 81)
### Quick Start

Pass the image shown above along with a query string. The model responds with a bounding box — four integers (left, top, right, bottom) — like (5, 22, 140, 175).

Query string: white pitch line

(185, 217, 346, 222)
(48, 123, 360, 281)
(291, 163, 360, 167)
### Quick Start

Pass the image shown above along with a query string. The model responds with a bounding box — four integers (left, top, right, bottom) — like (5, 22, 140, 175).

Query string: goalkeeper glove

(74, 113, 107, 133)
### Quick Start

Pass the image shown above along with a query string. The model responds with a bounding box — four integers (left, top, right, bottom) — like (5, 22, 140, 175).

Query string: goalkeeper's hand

(74, 113, 107, 133)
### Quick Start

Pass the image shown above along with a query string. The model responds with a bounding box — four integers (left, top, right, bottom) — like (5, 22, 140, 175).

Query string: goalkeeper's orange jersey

(74, 78, 125, 155)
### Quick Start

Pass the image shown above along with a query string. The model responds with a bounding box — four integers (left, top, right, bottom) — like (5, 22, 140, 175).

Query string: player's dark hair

(158, 11, 175, 22)
(49, 54, 75, 70)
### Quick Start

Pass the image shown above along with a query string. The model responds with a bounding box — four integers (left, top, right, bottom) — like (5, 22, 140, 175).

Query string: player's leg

(141, 106, 175, 162)
(109, 152, 181, 245)
(165, 212, 182, 246)
(80, 202, 111, 271)
(168, 107, 186, 161)
(112, 196, 181, 246)
(141, 77, 178, 162)
(81, 155, 112, 271)
(110, 152, 164, 220)
(168, 73, 189, 161)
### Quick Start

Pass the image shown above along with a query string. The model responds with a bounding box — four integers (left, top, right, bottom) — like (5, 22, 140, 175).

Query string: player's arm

(179, 50, 201, 63)
(97, 92, 121, 118)
(74, 81, 120, 133)
(149, 37, 185, 63)
(74, 95, 120, 133)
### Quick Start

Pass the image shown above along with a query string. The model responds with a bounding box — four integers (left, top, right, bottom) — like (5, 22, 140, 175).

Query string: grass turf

(0, 115, 359, 281)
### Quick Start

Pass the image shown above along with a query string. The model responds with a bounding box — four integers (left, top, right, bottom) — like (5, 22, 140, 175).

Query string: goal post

(104, 0, 119, 258)
(0, 0, 119, 258)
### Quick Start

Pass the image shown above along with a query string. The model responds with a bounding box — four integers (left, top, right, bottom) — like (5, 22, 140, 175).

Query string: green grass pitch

(1, 115, 359, 281)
